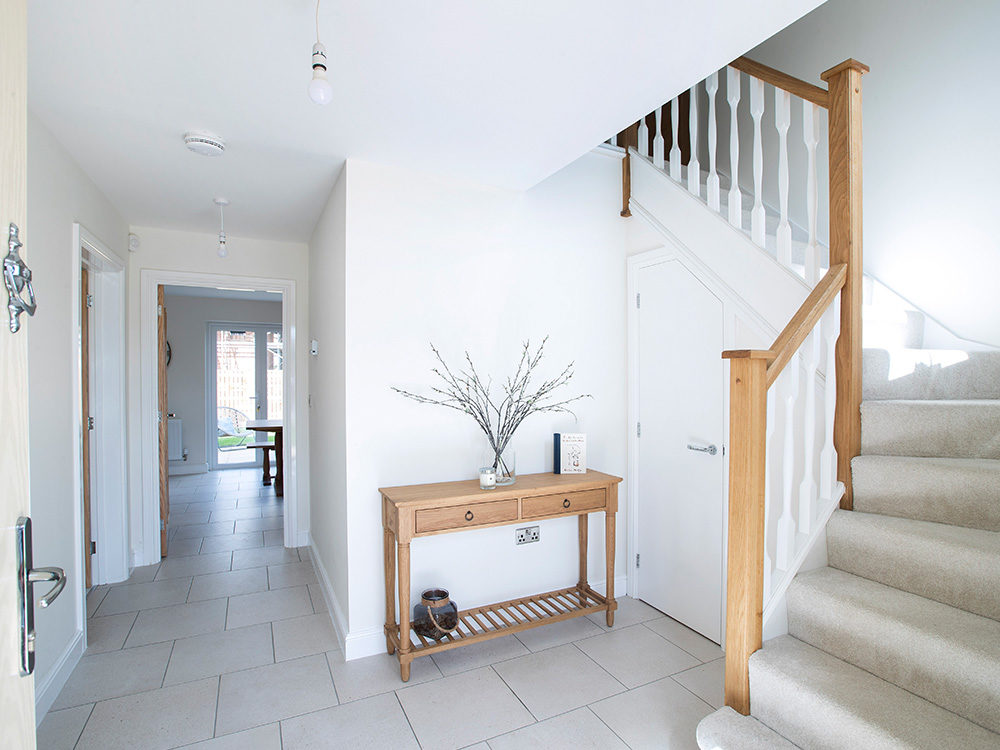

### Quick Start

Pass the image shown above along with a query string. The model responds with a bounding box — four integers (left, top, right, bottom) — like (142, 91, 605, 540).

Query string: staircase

(697, 351, 1000, 749)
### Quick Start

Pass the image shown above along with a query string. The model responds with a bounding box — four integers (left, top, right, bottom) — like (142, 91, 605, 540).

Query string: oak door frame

(140, 270, 299, 563)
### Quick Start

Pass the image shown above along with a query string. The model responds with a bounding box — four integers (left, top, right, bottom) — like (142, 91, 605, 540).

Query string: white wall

(26, 112, 129, 711)
(309, 150, 631, 657)
(163, 295, 282, 471)
(746, 0, 1000, 346)
(125, 228, 310, 558)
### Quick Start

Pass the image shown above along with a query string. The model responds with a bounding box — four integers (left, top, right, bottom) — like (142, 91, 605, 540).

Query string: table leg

(384, 528, 396, 655)
(397, 542, 412, 681)
(578, 514, 589, 607)
(261, 448, 272, 486)
(605, 509, 616, 627)
(274, 430, 284, 497)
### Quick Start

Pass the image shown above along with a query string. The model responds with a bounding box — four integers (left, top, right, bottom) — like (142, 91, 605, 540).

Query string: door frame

(626, 242, 779, 642)
(206, 321, 283, 471)
(72, 224, 129, 586)
(140, 270, 299, 561)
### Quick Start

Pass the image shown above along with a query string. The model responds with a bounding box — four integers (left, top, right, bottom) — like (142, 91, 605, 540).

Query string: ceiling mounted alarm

(183, 132, 226, 156)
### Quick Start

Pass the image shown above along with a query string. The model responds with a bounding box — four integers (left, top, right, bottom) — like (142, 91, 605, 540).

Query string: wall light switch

(310, 339, 319, 356)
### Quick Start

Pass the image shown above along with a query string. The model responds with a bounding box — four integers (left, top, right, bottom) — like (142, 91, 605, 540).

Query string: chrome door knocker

(4, 223, 37, 333)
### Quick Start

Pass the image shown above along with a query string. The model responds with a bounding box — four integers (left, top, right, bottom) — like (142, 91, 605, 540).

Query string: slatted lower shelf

(386, 584, 612, 658)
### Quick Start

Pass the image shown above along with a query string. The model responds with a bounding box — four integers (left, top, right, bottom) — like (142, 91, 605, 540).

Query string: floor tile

(308, 584, 329, 613)
(586, 596, 665, 632)
(85, 612, 137, 654)
(168, 536, 205, 557)
(267, 561, 318, 589)
(51, 642, 173, 709)
(36, 704, 93, 750)
(125, 598, 228, 647)
(263, 529, 283, 546)
(154, 551, 232, 580)
(260, 505, 284, 517)
(671, 658, 724, 709)
(576, 624, 700, 688)
(171, 511, 212, 526)
(86, 586, 108, 618)
(232, 546, 300, 569)
(210, 507, 263, 522)
(512, 615, 603, 652)
(179, 723, 282, 749)
(296, 546, 311, 561)
(328, 650, 440, 703)
(173, 521, 237, 539)
(94, 578, 192, 617)
(644, 617, 724, 662)
(235, 516, 283, 533)
(188, 566, 269, 602)
(185, 500, 238, 513)
(430, 635, 528, 676)
(164, 623, 274, 685)
(492, 643, 624, 720)
(75, 676, 218, 750)
(282, 692, 418, 750)
(273, 613, 338, 662)
(216, 654, 338, 735)
(226, 585, 313, 629)
(590, 676, 714, 750)
(397, 666, 533, 750)
(200, 531, 265, 554)
(488, 707, 628, 749)
(120, 563, 161, 584)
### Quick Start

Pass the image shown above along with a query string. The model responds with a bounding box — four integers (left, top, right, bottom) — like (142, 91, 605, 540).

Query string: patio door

(209, 323, 283, 469)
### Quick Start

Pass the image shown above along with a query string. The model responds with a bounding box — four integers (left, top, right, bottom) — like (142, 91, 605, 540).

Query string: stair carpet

(698, 353, 1000, 749)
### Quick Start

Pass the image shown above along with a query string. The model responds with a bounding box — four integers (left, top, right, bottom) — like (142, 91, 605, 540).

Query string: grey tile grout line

(161, 639, 177, 688)
(637, 619, 721, 663)
(323, 650, 341, 704)
(69, 702, 97, 750)
(212, 674, 222, 739)
(568, 639, 630, 692)
(586, 704, 635, 749)
(393, 690, 423, 748)
(270, 620, 277, 664)
(488, 663, 540, 723)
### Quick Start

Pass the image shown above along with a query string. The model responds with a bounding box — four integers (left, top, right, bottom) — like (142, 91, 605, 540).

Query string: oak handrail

(722, 264, 847, 387)
(729, 56, 829, 109)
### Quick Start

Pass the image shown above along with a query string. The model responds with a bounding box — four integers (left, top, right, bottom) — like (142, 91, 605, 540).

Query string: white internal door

(636, 259, 726, 643)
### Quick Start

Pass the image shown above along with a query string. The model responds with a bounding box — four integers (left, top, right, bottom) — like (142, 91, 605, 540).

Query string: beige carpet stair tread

(749, 636, 1000, 750)
(861, 399, 1000, 459)
(826, 510, 1000, 621)
(787, 567, 1000, 734)
(852, 455, 1000, 531)
(696, 706, 801, 749)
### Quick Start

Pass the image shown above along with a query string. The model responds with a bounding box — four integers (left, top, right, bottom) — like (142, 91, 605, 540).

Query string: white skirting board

(168, 462, 208, 476)
(35, 629, 84, 723)
(307, 534, 348, 655)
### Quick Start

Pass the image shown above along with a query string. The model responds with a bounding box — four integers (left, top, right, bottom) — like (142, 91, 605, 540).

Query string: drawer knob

(465, 510, 474, 521)
(563, 498, 571, 508)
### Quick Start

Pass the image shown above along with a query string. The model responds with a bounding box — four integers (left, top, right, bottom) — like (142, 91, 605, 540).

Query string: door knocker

(4, 224, 37, 333)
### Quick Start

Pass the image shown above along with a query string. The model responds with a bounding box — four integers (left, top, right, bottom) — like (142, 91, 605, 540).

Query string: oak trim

(730, 56, 829, 109)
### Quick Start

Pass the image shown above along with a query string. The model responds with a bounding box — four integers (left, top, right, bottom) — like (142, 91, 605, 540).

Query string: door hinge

(635, 553, 640, 569)
(157, 304, 163, 316)
(86, 294, 94, 308)
(157, 410, 161, 424)
(87, 416, 95, 431)
(90, 541, 96, 555)
(636, 422, 641, 438)
(160, 520, 165, 531)
(636, 292, 640, 309)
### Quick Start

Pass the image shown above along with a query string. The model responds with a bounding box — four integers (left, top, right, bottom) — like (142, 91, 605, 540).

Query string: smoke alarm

(183, 132, 225, 157)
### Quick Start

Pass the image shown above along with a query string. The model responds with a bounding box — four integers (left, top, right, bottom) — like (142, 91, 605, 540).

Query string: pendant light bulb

(217, 232, 228, 258)
(308, 1, 333, 105)
(214, 198, 229, 258)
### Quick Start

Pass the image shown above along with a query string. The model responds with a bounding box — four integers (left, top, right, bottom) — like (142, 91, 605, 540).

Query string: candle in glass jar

(479, 466, 497, 490)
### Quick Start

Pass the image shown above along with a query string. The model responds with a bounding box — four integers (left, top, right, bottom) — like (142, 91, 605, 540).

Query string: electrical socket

(515, 526, 540, 545)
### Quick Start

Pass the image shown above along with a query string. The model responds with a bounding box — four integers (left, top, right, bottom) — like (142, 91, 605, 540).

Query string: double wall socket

(515, 526, 540, 545)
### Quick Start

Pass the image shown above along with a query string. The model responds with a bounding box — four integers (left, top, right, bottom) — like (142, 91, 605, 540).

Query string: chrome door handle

(4, 223, 37, 333)
(16, 517, 67, 676)
(687, 443, 718, 456)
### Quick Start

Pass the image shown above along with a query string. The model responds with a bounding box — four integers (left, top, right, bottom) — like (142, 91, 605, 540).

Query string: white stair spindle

(763, 387, 776, 601)
(706, 72, 720, 211)
(688, 86, 701, 196)
(820, 299, 840, 500)
(804, 101, 821, 285)
(727, 67, 742, 228)
(670, 97, 682, 181)
(750, 76, 766, 247)
(775, 87, 792, 267)
(653, 106, 665, 169)
(775, 358, 800, 571)
(637, 115, 649, 158)
(798, 329, 821, 534)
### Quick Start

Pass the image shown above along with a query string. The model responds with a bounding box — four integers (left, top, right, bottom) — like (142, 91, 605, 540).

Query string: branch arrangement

(393, 338, 590, 476)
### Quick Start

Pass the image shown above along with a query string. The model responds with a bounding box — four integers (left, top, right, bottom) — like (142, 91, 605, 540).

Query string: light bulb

(309, 42, 333, 105)
(217, 231, 228, 258)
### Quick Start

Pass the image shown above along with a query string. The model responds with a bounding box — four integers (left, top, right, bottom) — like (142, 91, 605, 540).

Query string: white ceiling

(28, 0, 822, 242)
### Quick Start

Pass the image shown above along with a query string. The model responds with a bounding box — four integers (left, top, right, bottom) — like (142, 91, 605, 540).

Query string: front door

(1, 0, 38, 744)
(635, 259, 726, 642)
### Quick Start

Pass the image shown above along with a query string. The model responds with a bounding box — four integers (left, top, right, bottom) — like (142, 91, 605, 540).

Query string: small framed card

(554, 433, 587, 474)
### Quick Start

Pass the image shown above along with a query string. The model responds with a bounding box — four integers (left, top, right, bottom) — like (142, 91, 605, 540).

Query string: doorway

(628, 252, 727, 643)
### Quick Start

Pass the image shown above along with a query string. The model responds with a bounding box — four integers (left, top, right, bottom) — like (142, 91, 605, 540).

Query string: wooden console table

(381, 470, 622, 681)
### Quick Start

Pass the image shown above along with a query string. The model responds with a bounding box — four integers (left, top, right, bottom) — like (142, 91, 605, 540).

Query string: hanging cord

(315, 0, 321, 44)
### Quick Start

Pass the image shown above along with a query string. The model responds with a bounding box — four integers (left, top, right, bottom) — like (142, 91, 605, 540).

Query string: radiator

(167, 417, 183, 461)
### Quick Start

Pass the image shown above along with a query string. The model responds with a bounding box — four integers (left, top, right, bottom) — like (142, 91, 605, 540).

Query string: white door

(636, 259, 726, 643)
(1, 0, 38, 745)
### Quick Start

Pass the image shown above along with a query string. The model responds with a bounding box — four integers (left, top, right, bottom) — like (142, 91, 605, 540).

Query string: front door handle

(16, 517, 67, 676)
(687, 443, 718, 456)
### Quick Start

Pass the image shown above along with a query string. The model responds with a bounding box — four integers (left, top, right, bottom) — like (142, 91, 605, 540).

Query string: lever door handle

(29, 567, 66, 608)
(16, 517, 67, 676)
(687, 443, 718, 456)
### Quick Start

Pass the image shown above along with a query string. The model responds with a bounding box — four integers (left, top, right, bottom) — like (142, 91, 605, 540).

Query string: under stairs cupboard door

(635, 260, 726, 643)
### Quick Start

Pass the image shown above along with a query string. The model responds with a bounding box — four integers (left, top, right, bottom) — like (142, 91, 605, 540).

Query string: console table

(381, 470, 622, 681)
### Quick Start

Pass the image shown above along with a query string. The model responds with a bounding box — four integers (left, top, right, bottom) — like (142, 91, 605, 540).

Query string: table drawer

(522, 488, 606, 519)
(415, 499, 519, 534)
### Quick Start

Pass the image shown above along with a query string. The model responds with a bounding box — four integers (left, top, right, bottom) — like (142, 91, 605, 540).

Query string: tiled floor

(39, 468, 723, 750)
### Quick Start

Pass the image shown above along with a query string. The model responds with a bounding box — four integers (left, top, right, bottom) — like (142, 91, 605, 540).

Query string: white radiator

(167, 417, 183, 461)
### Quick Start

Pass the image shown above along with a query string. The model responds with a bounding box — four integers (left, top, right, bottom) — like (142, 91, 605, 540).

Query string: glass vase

(483, 443, 516, 486)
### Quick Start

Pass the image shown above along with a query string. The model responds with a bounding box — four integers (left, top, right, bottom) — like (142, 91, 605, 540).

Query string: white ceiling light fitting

(308, 0, 333, 105)
(184, 131, 226, 157)
(215, 198, 229, 258)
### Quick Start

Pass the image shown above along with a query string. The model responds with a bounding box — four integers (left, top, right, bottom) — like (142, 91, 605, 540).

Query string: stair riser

(864, 350, 1000, 401)
(861, 400, 1000, 459)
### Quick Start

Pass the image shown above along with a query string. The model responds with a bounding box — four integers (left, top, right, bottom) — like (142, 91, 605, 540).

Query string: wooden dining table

(246, 419, 283, 497)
